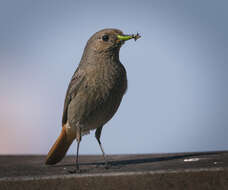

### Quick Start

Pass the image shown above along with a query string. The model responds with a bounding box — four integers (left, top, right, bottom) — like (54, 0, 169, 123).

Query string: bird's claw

(68, 169, 81, 174)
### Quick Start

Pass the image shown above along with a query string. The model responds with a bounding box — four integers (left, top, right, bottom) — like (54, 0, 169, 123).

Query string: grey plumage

(46, 28, 140, 171)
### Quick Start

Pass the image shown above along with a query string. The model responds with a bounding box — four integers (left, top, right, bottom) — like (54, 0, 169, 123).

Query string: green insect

(117, 32, 141, 41)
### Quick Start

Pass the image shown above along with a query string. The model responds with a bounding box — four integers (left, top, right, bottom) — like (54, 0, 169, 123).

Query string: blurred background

(0, 0, 227, 155)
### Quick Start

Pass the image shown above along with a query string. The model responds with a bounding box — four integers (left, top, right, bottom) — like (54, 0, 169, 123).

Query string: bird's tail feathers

(45, 125, 74, 165)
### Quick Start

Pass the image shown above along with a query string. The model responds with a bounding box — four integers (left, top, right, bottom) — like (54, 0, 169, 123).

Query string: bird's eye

(102, 35, 109, 42)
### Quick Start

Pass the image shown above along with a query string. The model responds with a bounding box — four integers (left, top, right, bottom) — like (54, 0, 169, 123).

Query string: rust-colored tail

(45, 126, 74, 165)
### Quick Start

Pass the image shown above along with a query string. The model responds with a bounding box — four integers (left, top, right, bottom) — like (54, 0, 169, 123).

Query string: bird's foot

(95, 162, 110, 169)
(68, 164, 81, 173)
(68, 168, 81, 174)
(104, 162, 110, 169)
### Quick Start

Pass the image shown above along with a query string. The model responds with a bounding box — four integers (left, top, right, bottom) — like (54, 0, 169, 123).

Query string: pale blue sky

(0, 0, 227, 155)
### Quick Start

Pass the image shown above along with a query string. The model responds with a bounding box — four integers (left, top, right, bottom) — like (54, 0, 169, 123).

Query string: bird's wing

(62, 68, 85, 125)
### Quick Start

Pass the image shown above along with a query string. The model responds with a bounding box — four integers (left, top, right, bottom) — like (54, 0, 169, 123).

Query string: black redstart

(45, 28, 141, 171)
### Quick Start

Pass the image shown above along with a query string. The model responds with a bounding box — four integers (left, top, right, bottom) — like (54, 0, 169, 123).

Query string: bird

(45, 28, 141, 171)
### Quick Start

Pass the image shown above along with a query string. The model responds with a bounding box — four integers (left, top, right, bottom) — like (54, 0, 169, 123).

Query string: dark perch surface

(0, 151, 228, 190)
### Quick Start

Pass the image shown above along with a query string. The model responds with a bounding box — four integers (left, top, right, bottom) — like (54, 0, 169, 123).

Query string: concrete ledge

(0, 151, 228, 190)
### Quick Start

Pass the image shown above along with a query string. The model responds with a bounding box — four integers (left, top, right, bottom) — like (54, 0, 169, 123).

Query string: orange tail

(45, 126, 74, 165)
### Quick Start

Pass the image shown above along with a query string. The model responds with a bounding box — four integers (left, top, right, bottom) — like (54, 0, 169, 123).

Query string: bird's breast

(87, 62, 127, 98)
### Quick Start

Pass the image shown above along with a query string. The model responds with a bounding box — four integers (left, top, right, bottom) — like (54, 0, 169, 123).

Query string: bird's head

(85, 28, 141, 53)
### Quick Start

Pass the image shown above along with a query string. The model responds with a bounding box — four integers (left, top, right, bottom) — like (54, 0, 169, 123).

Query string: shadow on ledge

(53, 151, 220, 168)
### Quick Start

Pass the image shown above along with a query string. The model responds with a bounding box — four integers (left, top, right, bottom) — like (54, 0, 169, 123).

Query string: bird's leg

(95, 127, 109, 168)
(68, 127, 81, 174)
(76, 127, 81, 171)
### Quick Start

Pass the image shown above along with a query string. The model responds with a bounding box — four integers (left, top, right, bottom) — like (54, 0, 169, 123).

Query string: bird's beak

(117, 33, 141, 42)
